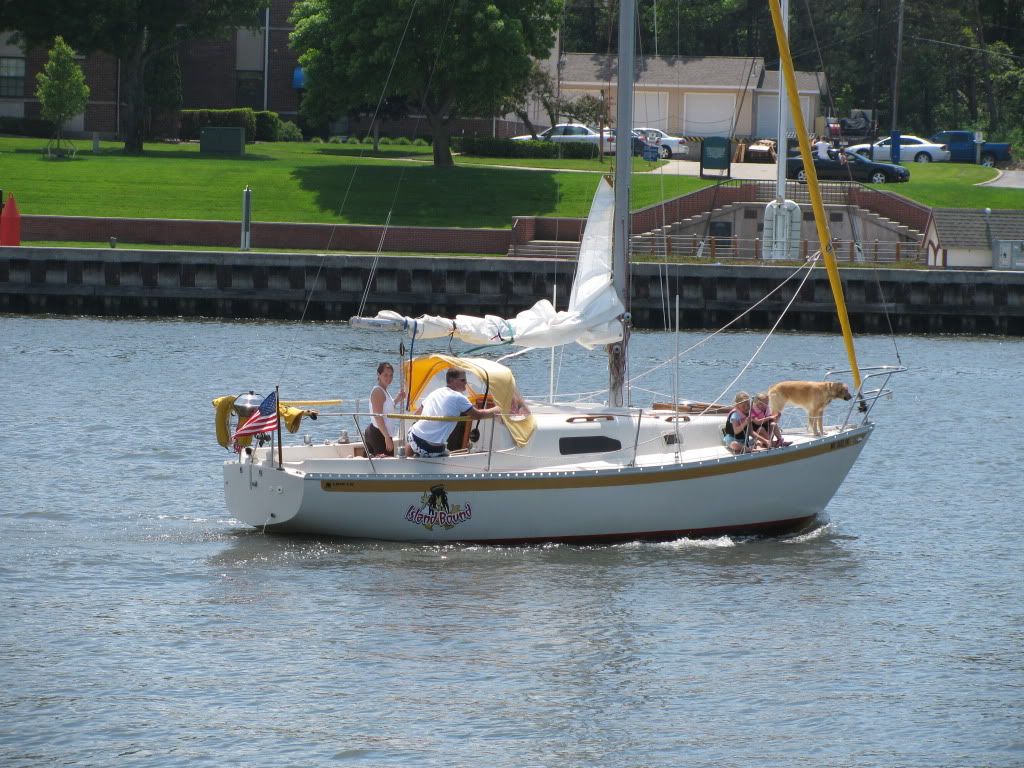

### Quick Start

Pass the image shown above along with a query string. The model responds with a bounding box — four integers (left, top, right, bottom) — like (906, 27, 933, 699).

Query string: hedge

(0, 117, 54, 138)
(180, 109, 258, 142)
(253, 111, 280, 142)
(458, 136, 599, 159)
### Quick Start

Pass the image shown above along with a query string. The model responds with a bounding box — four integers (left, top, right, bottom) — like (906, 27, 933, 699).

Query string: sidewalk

(657, 158, 779, 181)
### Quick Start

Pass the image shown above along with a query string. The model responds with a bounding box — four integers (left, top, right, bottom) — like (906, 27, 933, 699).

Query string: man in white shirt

(814, 136, 832, 161)
(407, 368, 502, 457)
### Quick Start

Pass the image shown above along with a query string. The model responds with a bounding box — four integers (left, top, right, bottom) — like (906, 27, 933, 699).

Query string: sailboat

(215, 0, 901, 543)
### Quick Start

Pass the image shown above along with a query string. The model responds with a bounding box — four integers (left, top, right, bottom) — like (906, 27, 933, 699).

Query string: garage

(633, 91, 669, 130)
(755, 93, 813, 139)
(682, 93, 735, 137)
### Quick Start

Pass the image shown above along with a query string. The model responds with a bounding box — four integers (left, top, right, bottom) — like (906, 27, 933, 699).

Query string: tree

(290, 0, 561, 166)
(1, 0, 267, 153)
(35, 36, 89, 154)
(497, 62, 557, 138)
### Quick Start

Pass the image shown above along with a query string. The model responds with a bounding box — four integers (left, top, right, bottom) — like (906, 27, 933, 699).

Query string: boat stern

(223, 459, 304, 529)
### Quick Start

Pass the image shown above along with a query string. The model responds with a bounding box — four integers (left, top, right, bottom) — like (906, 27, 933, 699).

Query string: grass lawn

(0, 137, 703, 227)
(1, 137, 1019, 232)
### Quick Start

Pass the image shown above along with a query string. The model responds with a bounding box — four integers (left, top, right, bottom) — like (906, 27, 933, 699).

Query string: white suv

(512, 123, 615, 153)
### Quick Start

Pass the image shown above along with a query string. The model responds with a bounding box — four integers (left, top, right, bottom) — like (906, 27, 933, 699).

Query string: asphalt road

(661, 158, 1024, 187)
(978, 169, 1024, 188)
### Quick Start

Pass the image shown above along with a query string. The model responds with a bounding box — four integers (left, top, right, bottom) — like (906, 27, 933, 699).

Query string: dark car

(785, 150, 910, 184)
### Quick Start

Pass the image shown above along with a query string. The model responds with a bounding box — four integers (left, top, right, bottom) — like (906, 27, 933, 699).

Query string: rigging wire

(280, 0, 424, 385)
(799, 0, 903, 367)
(355, 0, 458, 320)
(627, 254, 820, 397)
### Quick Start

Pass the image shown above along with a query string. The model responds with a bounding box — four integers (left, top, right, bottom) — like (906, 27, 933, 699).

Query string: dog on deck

(767, 380, 853, 436)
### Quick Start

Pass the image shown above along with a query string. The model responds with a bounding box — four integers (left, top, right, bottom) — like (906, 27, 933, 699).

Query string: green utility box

(200, 127, 246, 156)
(700, 136, 732, 179)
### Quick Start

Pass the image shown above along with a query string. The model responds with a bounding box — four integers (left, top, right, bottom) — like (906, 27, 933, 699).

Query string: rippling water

(2, 316, 1022, 767)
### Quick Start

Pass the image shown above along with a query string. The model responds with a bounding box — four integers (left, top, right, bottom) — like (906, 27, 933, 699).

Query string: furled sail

(349, 178, 625, 350)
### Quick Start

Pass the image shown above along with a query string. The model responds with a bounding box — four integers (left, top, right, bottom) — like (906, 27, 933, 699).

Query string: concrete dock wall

(2, 247, 1022, 335)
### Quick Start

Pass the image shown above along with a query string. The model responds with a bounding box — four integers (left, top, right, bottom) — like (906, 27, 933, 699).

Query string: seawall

(2, 246, 1022, 335)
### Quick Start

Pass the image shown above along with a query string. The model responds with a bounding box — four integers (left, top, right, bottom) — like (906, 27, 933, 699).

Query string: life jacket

(723, 407, 745, 437)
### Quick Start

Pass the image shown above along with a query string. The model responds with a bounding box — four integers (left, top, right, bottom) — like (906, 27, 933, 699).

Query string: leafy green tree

(290, 0, 562, 166)
(35, 36, 89, 154)
(1, 0, 267, 153)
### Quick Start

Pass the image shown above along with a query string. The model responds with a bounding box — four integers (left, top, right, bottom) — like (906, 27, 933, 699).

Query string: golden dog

(767, 380, 852, 436)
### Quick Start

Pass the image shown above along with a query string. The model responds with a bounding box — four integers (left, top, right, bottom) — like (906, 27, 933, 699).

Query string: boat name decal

(406, 484, 471, 530)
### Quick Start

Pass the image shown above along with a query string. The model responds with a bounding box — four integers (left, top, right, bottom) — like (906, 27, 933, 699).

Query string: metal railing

(631, 234, 925, 264)
(831, 365, 908, 428)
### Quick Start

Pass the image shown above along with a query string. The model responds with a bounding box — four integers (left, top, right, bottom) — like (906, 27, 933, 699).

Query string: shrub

(180, 108, 257, 141)
(253, 110, 281, 142)
(346, 136, 361, 144)
(0, 116, 53, 138)
(278, 120, 304, 141)
(559, 141, 600, 159)
(413, 138, 429, 146)
(310, 136, 324, 143)
(460, 136, 561, 158)
(393, 136, 412, 145)
(378, 136, 393, 145)
(328, 135, 346, 143)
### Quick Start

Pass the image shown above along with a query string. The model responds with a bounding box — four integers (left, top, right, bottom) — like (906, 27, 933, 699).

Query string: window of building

(236, 71, 263, 110)
(0, 57, 25, 98)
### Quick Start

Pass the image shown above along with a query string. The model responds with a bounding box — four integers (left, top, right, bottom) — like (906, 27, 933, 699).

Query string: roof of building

(930, 208, 1024, 248)
(758, 70, 829, 95)
(555, 54, 826, 94)
(557, 54, 763, 90)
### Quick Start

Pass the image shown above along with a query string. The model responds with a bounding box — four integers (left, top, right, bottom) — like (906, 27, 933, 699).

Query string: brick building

(0, 0, 302, 138)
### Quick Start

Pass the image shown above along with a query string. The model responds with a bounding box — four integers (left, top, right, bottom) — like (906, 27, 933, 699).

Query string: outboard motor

(233, 391, 264, 420)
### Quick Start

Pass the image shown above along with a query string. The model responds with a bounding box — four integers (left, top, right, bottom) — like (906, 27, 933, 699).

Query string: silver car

(846, 134, 951, 163)
(511, 123, 615, 153)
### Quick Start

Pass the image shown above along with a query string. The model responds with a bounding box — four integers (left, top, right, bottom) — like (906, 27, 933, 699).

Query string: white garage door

(683, 93, 735, 137)
(633, 91, 669, 130)
(755, 93, 812, 138)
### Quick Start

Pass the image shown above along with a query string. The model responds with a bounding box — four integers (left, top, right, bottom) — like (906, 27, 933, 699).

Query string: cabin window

(559, 436, 622, 455)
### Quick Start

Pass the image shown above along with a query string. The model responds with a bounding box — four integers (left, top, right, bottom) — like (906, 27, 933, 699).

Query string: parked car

(607, 129, 650, 157)
(511, 123, 614, 153)
(846, 135, 950, 163)
(786, 149, 910, 184)
(633, 127, 689, 158)
(929, 130, 1012, 166)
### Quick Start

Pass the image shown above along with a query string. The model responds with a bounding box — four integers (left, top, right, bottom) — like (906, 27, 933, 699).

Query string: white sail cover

(350, 179, 625, 350)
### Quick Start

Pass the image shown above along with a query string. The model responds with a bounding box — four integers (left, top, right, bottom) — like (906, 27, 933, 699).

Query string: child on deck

(751, 392, 791, 448)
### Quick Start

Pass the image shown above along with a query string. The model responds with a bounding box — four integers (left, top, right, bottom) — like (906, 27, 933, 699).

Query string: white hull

(223, 411, 872, 543)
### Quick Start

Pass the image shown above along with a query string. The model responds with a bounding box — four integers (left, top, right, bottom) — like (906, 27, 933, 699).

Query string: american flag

(232, 391, 279, 439)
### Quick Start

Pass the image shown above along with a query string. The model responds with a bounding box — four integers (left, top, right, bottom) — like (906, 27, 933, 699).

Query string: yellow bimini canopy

(403, 354, 535, 448)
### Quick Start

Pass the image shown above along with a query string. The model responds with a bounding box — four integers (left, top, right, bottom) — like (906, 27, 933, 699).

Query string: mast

(609, 0, 635, 407)
(767, 0, 862, 390)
